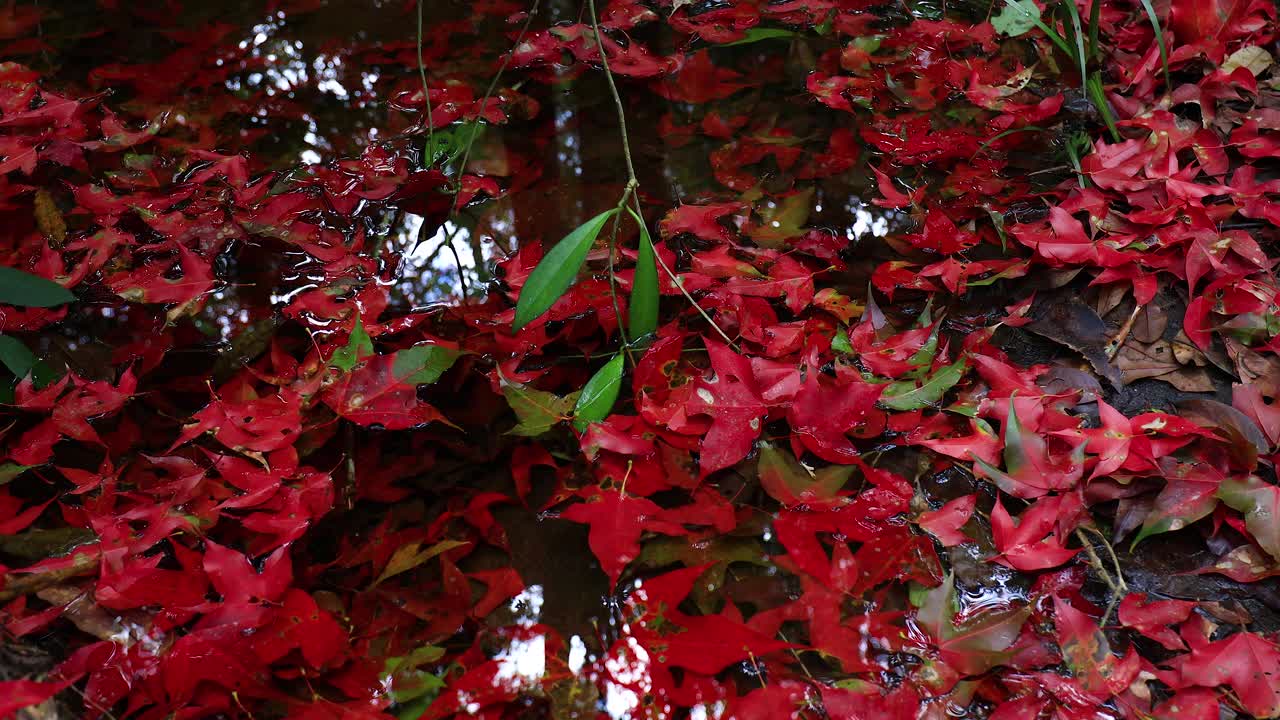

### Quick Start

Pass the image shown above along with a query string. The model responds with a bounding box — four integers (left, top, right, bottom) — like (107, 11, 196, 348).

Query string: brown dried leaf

(1171, 334, 1207, 366)
(1225, 337, 1280, 396)
(1154, 367, 1216, 393)
(36, 586, 124, 640)
(1115, 340, 1179, 382)
(1027, 295, 1124, 388)
(33, 189, 66, 247)
(1131, 304, 1168, 344)
(1198, 600, 1253, 626)
(1038, 366, 1103, 403)
(1093, 283, 1129, 319)
(1178, 398, 1268, 468)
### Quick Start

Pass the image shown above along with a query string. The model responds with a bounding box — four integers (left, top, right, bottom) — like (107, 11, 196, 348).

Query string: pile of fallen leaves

(2, 0, 1280, 718)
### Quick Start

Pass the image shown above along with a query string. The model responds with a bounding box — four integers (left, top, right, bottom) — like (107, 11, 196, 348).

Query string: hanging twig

(416, 0, 435, 150)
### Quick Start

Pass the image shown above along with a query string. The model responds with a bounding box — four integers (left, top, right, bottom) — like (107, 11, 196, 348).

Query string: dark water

(6, 1, 988, 717)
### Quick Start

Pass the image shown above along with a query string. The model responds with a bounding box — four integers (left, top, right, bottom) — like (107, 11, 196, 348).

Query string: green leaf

(424, 121, 482, 168)
(573, 353, 625, 431)
(991, 0, 1042, 37)
(992, 0, 1073, 58)
(879, 359, 966, 411)
(392, 344, 461, 385)
(717, 27, 799, 46)
(628, 210, 659, 342)
(832, 327, 854, 354)
(502, 380, 580, 437)
(385, 644, 448, 709)
(0, 335, 37, 379)
(906, 321, 942, 369)
(0, 267, 75, 308)
(0, 462, 34, 485)
(1003, 397, 1031, 478)
(513, 210, 617, 330)
(330, 316, 374, 372)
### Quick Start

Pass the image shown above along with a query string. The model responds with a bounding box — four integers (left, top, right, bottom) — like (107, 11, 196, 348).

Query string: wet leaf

(917, 573, 1030, 675)
(393, 343, 462, 385)
(757, 444, 851, 506)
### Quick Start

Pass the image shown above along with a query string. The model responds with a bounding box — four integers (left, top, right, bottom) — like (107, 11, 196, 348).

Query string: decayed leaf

(374, 540, 469, 586)
(1222, 45, 1273, 76)
(503, 382, 580, 437)
(1114, 340, 1179, 381)
(1218, 475, 1280, 561)
(1131, 303, 1168, 344)
(757, 444, 851, 506)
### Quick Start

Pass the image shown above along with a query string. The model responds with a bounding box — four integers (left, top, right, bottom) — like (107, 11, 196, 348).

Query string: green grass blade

(1087, 72, 1122, 142)
(513, 209, 617, 330)
(1062, 0, 1089, 85)
(1137, 0, 1170, 85)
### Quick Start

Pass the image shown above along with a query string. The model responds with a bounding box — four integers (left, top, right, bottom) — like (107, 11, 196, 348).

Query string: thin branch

(586, 0, 637, 186)
(416, 0, 435, 153)
(451, 0, 541, 197)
